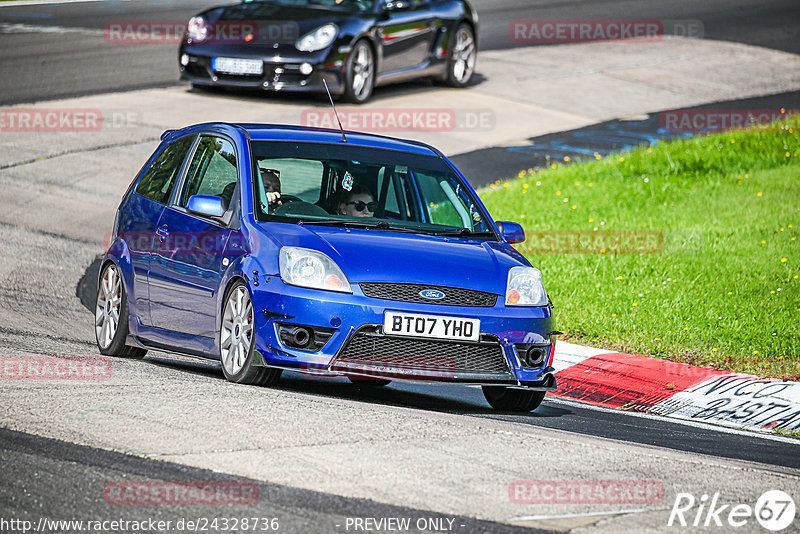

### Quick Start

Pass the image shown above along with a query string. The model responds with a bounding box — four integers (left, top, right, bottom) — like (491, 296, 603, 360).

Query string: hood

(258, 223, 529, 295)
(202, 2, 355, 46)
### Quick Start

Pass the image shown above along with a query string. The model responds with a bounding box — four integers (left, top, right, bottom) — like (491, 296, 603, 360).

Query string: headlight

(279, 247, 352, 293)
(506, 266, 548, 306)
(295, 23, 338, 52)
(187, 16, 209, 42)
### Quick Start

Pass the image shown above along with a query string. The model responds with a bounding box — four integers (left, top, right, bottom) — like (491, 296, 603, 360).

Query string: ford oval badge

(419, 289, 446, 300)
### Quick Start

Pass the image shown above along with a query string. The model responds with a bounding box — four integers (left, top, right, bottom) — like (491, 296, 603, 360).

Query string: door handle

(156, 225, 169, 241)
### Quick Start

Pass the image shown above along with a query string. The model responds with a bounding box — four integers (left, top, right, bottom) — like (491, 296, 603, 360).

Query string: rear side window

(135, 135, 194, 204)
(179, 136, 238, 209)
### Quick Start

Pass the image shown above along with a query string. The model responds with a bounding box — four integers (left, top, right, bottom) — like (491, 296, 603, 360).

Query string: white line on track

(509, 509, 647, 522)
(0, 22, 102, 35)
(548, 396, 800, 445)
(0, 0, 104, 7)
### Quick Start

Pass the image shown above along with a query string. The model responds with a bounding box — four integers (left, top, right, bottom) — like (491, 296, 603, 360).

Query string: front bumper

(251, 278, 556, 388)
(179, 51, 345, 94)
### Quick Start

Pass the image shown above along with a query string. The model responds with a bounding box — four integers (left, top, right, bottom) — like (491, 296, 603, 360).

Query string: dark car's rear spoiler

(160, 129, 177, 141)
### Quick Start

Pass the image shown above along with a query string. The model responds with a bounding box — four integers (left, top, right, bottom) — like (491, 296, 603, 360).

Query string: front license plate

(211, 57, 263, 75)
(383, 312, 480, 342)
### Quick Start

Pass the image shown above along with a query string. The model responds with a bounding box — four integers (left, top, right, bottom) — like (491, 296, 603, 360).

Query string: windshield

(250, 141, 496, 239)
(240, 0, 377, 13)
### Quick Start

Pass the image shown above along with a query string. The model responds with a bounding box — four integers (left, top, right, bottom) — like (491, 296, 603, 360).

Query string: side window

(415, 170, 471, 227)
(256, 158, 323, 202)
(179, 136, 238, 210)
(135, 135, 194, 204)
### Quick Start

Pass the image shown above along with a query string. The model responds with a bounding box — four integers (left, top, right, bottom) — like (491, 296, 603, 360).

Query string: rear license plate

(383, 312, 480, 342)
(211, 57, 263, 75)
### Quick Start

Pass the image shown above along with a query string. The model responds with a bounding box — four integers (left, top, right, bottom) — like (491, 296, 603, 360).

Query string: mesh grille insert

(359, 283, 498, 307)
(332, 331, 510, 375)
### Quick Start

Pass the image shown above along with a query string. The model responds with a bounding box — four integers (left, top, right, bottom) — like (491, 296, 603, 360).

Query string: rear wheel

(482, 386, 545, 412)
(343, 40, 375, 104)
(220, 281, 281, 386)
(95, 263, 146, 359)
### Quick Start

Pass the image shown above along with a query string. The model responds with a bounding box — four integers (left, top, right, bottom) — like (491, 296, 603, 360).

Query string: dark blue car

(96, 122, 556, 411)
(179, 0, 478, 103)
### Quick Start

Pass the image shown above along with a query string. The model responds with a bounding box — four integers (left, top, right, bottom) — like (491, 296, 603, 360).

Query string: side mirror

(186, 195, 225, 218)
(496, 221, 525, 244)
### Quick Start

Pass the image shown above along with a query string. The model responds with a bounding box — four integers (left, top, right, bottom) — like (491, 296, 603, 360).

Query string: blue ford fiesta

(96, 122, 556, 411)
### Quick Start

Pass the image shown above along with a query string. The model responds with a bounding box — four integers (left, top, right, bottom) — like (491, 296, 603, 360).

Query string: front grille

(331, 330, 510, 376)
(359, 283, 498, 307)
(211, 64, 309, 85)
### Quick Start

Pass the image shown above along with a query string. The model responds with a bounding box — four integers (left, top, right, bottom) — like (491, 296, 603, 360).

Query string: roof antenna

(323, 79, 347, 143)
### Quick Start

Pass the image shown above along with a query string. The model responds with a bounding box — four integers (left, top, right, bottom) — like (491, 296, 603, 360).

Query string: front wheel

(482, 386, 545, 412)
(95, 263, 146, 358)
(444, 23, 476, 87)
(343, 40, 375, 104)
(220, 281, 281, 386)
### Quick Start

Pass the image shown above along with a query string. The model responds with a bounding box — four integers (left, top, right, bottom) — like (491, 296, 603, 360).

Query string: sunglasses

(347, 200, 378, 212)
(260, 168, 280, 177)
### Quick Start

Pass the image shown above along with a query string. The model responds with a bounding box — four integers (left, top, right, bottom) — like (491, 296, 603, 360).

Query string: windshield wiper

(297, 219, 419, 233)
(430, 228, 497, 239)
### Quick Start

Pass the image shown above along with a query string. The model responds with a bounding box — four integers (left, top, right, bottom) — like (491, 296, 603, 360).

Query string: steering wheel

(272, 196, 330, 217)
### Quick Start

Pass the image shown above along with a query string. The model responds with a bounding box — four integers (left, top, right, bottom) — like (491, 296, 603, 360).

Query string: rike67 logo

(668, 490, 796, 531)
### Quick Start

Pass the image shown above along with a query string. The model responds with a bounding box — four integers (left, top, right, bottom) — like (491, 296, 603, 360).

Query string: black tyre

(444, 23, 476, 87)
(482, 386, 545, 412)
(343, 40, 375, 104)
(95, 263, 146, 359)
(220, 281, 281, 386)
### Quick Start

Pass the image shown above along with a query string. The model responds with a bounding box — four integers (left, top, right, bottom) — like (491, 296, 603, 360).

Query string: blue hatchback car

(96, 122, 556, 411)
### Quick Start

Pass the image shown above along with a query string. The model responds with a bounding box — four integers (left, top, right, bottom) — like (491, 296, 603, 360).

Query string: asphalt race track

(1, 0, 800, 104)
(1, 1, 800, 532)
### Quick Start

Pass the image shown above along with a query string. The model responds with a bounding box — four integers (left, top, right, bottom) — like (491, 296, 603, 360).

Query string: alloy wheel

(451, 27, 475, 84)
(351, 43, 374, 100)
(221, 286, 253, 376)
(95, 264, 122, 349)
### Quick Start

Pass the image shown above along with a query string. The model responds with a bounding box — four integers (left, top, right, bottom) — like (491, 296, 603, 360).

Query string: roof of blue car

(240, 123, 440, 156)
(170, 122, 441, 157)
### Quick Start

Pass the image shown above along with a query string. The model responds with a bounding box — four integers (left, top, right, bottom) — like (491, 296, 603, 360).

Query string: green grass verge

(481, 115, 800, 379)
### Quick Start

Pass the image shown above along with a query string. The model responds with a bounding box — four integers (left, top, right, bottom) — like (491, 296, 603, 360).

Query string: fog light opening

(276, 322, 336, 352)
(180, 54, 190, 66)
(300, 62, 313, 75)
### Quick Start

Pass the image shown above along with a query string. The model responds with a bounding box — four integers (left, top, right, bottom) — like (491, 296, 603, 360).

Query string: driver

(337, 185, 376, 218)
(260, 168, 282, 213)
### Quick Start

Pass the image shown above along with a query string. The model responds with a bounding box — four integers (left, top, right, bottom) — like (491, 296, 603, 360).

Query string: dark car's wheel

(343, 40, 375, 104)
(95, 263, 146, 359)
(220, 281, 281, 386)
(347, 376, 391, 387)
(482, 386, 545, 412)
(444, 23, 476, 87)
